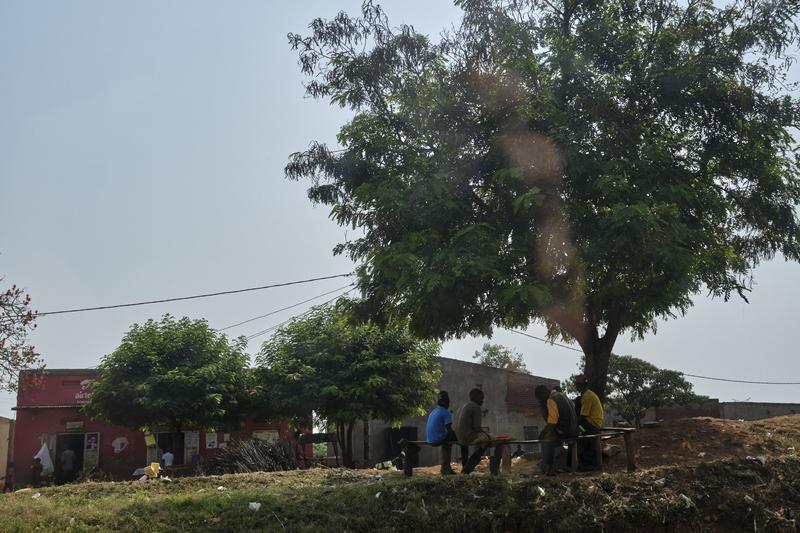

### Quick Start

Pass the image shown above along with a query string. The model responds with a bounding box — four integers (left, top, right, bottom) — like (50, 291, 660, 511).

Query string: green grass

(2, 458, 800, 532)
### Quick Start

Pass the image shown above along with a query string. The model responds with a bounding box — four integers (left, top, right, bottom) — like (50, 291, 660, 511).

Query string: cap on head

(437, 390, 450, 407)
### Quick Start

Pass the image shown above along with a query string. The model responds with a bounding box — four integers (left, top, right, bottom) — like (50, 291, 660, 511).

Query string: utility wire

(507, 328, 800, 386)
(509, 329, 583, 353)
(679, 374, 800, 385)
(245, 288, 357, 342)
(36, 273, 354, 317)
(216, 283, 355, 332)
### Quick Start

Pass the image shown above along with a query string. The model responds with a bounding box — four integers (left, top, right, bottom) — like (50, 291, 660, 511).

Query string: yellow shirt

(546, 398, 559, 425)
(580, 389, 604, 429)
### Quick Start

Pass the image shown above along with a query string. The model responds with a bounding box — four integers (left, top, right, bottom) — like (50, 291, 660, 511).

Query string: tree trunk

(583, 347, 612, 403)
(344, 422, 354, 468)
(362, 418, 370, 467)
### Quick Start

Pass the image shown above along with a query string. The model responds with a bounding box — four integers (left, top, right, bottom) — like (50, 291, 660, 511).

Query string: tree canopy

(0, 278, 42, 391)
(84, 315, 250, 432)
(253, 299, 441, 467)
(568, 354, 706, 427)
(473, 342, 529, 373)
(286, 0, 800, 399)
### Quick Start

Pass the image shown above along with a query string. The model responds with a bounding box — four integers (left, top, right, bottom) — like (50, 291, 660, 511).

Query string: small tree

(85, 315, 250, 432)
(569, 354, 706, 427)
(473, 342, 529, 374)
(254, 299, 441, 467)
(0, 279, 42, 391)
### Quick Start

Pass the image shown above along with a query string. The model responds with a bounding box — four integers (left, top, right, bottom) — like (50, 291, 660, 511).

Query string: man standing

(535, 384, 578, 476)
(455, 388, 503, 475)
(59, 447, 76, 483)
(575, 374, 605, 470)
(425, 390, 457, 475)
(162, 449, 175, 468)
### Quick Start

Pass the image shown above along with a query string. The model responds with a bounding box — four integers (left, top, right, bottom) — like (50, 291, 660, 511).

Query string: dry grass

(3, 416, 800, 532)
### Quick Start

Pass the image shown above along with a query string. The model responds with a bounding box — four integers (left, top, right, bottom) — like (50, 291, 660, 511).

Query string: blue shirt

(425, 406, 453, 444)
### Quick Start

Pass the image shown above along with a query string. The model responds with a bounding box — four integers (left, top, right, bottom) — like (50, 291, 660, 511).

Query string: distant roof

(437, 356, 558, 383)
(22, 368, 99, 376)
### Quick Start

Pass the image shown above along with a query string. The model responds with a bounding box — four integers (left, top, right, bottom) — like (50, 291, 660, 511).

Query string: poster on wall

(84, 432, 100, 470)
(205, 432, 218, 449)
(184, 430, 200, 464)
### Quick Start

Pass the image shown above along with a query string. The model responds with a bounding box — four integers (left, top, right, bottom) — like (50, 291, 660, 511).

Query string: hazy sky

(2, 1, 799, 419)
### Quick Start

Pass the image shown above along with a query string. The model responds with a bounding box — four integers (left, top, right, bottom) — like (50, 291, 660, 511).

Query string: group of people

(425, 374, 604, 476)
(535, 374, 605, 475)
(425, 388, 504, 475)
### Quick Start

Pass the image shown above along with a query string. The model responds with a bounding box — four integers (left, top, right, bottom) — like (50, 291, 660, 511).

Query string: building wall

(0, 416, 12, 481)
(12, 370, 305, 486)
(351, 357, 559, 467)
(720, 402, 800, 421)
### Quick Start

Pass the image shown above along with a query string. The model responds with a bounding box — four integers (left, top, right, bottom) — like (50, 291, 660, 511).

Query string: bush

(202, 439, 299, 475)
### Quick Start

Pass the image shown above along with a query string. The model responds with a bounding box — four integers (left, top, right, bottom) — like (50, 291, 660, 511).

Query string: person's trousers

(579, 421, 601, 467)
(431, 429, 458, 472)
(541, 439, 560, 466)
(462, 444, 503, 475)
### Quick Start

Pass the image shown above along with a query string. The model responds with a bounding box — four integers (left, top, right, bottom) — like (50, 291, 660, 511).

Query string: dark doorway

(156, 432, 185, 465)
(55, 433, 85, 484)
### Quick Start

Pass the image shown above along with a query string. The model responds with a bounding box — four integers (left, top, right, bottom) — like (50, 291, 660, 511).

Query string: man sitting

(455, 388, 503, 475)
(535, 384, 578, 476)
(425, 390, 458, 475)
(575, 374, 605, 470)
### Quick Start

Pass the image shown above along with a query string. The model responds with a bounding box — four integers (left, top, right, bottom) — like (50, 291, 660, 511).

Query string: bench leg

(570, 441, 578, 472)
(594, 435, 603, 470)
(501, 444, 511, 474)
(623, 431, 637, 472)
(402, 444, 419, 477)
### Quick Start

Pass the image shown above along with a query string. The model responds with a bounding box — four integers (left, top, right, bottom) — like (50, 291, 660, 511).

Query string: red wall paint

(13, 371, 311, 486)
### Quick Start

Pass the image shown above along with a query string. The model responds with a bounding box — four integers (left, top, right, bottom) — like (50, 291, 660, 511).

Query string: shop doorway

(55, 434, 84, 484)
(155, 432, 185, 465)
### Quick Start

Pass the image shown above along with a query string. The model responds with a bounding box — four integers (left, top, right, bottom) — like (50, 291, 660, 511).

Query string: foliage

(253, 298, 441, 467)
(84, 315, 249, 432)
(286, 0, 800, 399)
(202, 438, 298, 475)
(473, 342, 529, 373)
(568, 354, 706, 427)
(0, 278, 43, 391)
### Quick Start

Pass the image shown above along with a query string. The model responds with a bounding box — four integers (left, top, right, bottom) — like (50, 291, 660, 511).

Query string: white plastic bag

(34, 442, 55, 476)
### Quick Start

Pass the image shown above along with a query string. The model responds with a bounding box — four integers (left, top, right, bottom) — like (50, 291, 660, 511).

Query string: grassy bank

(1, 455, 799, 532)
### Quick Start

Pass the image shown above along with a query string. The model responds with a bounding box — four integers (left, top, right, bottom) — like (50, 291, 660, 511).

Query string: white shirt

(162, 452, 174, 466)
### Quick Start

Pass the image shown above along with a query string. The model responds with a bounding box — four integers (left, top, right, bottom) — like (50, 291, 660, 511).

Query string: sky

(1, 0, 800, 419)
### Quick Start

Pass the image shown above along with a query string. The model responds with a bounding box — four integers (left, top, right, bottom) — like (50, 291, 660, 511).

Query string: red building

(12, 369, 302, 485)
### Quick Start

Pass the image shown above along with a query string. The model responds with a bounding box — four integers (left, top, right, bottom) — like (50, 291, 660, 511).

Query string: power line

(508, 329, 582, 353)
(36, 273, 354, 317)
(680, 373, 800, 385)
(245, 288, 357, 342)
(506, 328, 800, 386)
(216, 283, 355, 332)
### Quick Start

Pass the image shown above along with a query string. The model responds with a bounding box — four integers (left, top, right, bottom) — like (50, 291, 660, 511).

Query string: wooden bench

(297, 432, 341, 468)
(399, 427, 636, 476)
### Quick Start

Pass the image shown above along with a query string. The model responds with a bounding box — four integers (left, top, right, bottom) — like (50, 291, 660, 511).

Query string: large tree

(286, 1, 800, 399)
(85, 315, 250, 432)
(0, 278, 42, 391)
(253, 299, 441, 467)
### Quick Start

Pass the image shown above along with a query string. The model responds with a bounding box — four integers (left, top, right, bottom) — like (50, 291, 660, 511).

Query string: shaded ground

(2, 416, 800, 532)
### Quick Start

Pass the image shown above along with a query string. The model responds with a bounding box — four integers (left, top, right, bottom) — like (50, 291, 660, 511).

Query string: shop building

(12, 369, 299, 485)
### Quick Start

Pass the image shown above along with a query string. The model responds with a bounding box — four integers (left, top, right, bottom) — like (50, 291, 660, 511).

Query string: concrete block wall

(350, 357, 559, 467)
